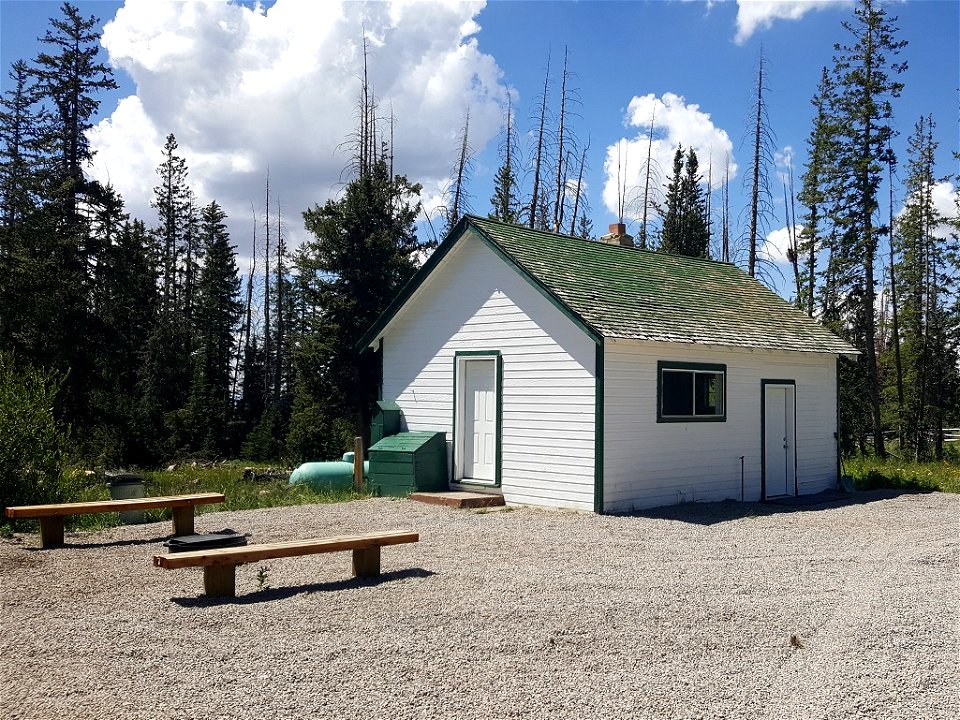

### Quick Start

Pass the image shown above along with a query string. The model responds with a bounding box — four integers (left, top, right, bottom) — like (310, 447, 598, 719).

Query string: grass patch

(843, 452, 960, 494)
(10, 462, 371, 535)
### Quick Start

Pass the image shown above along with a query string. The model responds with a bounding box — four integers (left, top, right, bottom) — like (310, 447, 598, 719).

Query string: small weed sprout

(256, 565, 270, 591)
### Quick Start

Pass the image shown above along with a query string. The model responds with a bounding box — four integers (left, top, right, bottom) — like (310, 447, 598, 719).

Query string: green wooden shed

(368, 431, 447, 497)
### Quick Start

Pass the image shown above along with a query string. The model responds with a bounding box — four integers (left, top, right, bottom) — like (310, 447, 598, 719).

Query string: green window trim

(657, 361, 727, 423)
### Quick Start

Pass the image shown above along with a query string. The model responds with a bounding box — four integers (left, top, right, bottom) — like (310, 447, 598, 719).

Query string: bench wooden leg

(171, 506, 195, 536)
(352, 546, 381, 578)
(39, 517, 65, 548)
(203, 565, 236, 597)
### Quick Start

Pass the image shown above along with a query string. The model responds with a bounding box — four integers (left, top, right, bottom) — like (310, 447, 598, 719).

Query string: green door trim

(760, 379, 798, 500)
(452, 351, 503, 487)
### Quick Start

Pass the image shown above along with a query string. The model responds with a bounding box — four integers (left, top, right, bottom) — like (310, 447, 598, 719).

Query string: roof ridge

(463, 215, 857, 355)
(465, 215, 736, 269)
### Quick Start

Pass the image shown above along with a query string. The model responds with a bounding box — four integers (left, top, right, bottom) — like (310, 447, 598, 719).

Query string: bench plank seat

(154, 530, 419, 597)
(6, 493, 225, 548)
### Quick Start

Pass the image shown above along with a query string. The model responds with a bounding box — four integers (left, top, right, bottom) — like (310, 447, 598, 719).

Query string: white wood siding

(603, 340, 838, 512)
(381, 230, 597, 511)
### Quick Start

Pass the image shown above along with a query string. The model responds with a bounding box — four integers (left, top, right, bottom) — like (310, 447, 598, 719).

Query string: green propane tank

(289, 461, 369, 491)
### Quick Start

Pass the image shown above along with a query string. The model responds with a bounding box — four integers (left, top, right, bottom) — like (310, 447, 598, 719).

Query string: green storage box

(371, 400, 402, 446)
(368, 431, 447, 497)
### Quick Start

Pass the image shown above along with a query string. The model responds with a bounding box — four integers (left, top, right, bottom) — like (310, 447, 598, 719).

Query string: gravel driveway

(1, 490, 957, 720)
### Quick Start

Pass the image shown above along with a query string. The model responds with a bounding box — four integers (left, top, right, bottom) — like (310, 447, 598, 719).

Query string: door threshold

(450, 482, 500, 494)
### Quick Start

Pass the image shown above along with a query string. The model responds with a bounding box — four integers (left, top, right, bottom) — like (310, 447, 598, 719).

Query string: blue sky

(1, 0, 958, 298)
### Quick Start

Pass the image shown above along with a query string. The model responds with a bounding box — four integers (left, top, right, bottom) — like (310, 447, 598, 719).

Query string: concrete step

(408, 491, 506, 509)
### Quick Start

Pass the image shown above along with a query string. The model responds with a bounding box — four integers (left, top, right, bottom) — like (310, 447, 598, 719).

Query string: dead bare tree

(706, 154, 713, 258)
(635, 106, 663, 249)
(744, 48, 776, 277)
(784, 173, 801, 302)
(231, 203, 257, 405)
(273, 195, 285, 405)
(528, 52, 551, 229)
(722, 154, 731, 262)
(887, 148, 904, 448)
(569, 137, 590, 236)
(552, 47, 571, 233)
(445, 108, 473, 234)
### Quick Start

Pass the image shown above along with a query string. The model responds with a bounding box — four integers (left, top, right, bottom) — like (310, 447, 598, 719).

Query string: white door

(764, 384, 796, 497)
(462, 359, 496, 482)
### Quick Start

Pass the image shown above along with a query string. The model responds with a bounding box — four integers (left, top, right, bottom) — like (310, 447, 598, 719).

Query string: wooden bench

(153, 530, 420, 598)
(5, 493, 226, 548)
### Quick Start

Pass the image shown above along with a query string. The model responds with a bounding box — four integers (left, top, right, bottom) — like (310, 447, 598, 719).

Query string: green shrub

(0, 353, 73, 511)
(844, 454, 960, 494)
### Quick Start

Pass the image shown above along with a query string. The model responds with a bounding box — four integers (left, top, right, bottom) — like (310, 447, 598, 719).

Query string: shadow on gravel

(170, 567, 436, 607)
(25, 535, 172, 551)
(625, 488, 923, 526)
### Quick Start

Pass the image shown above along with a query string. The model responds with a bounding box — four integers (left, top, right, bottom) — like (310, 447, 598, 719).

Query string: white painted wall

(380, 230, 597, 511)
(603, 339, 839, 512)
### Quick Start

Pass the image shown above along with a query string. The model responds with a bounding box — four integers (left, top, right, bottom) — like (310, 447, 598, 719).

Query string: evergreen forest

(0, 1, 957, 503)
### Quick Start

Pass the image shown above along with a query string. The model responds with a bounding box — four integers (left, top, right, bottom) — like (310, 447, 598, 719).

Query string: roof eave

(357, 216, 603, 352)
(355, 216, 474, 352)
(466, 216, 603, 344)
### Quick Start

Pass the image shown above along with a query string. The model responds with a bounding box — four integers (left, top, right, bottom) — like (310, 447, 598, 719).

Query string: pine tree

(575, 213, 594, 241)
(152, 134, 191, 319)
(30, 2, 117, 223)
(189, 201, 241, 455)
(0, 60, 44, 227)
(8, 2, 117, 435)
(489, 99, 519, 223)
(830, 0, 907, 457)
(679, 149, 710, 258)
(89, 208, 158, 464)
(0, 61, 46, 350)
(660, 146, 684, 252)
(660, 146, 709, 258)
(797, 68, 841, 317)
(895, 115, 958, 459)
(289, 157, 425, 459)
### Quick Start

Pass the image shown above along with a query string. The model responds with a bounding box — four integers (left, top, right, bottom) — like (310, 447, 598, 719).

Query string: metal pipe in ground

(739, 456, 745, 502)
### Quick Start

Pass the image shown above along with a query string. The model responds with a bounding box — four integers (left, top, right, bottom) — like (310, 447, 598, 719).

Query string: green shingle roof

(359, 216, 857, 356)
(467, 216, 855, 355)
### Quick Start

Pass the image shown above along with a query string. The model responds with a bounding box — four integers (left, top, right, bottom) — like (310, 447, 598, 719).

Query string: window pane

(694, 372, 722, 415)
(662, 370, 693, 416)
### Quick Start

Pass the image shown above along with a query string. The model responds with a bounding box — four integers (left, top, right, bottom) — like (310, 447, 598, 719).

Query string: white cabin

(359, 216, 857, 512)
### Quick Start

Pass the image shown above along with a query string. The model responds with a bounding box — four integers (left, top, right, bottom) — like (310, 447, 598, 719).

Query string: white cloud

(932, 181, 959, 239)
(734, 0, 847, 44)
(89, 0, 507, 252)
(896, 180, 959, 241)
(762, 224, 800, 264)
(602, 92, 736, 224)
(774, 145, 795, 183)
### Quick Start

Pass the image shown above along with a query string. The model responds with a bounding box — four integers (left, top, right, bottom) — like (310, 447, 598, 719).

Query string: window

(658, 362, 726, 422)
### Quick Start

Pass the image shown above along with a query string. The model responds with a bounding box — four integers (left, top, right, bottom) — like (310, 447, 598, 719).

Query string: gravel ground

(1, 490, 957, 720)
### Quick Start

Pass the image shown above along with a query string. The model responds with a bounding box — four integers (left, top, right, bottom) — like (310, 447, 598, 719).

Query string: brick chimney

(599, 222, 634, 247)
